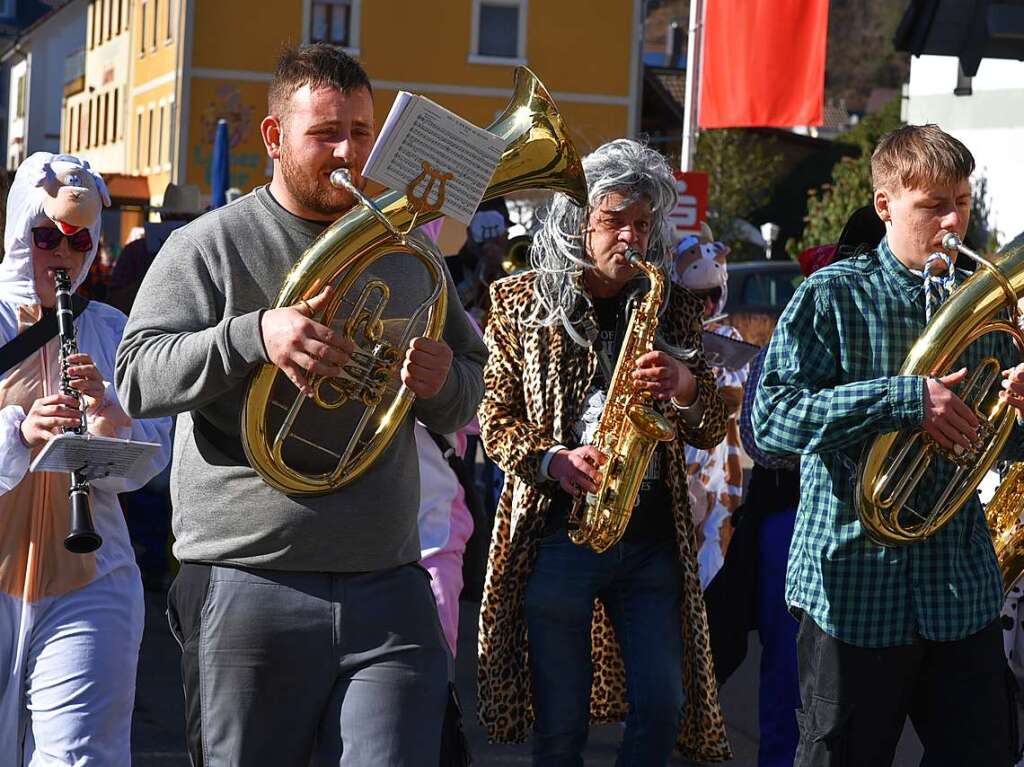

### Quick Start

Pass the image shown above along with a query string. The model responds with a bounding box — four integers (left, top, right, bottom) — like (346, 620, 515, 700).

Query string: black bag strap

(427, 429, 458, 465)
(0, 296, 90, 377)
(191, 409, 250, 465)
(426, 430, 480, 502)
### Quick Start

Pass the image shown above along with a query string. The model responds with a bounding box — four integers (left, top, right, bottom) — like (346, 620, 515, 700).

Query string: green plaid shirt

(752, 238, 1016, 647)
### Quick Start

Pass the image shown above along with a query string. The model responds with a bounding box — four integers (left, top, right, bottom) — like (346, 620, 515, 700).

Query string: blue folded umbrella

(211, 118, 230, 209)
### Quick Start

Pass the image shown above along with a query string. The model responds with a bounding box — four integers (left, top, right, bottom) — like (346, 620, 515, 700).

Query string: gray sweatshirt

(115, 186, 487, 572)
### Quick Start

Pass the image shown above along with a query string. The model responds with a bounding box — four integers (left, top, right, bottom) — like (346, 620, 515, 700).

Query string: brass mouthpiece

(942, 232, 963, 252)
(330, 168, 355, 191)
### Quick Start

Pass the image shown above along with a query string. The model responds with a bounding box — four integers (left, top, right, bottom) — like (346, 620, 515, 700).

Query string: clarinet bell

(64, 492, 102, 554)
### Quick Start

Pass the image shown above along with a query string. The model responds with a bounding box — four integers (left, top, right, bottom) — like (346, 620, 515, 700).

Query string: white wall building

(906, 54, 1024, 244)
(2, 0, 86, 169)
(63, 0, 131, 173)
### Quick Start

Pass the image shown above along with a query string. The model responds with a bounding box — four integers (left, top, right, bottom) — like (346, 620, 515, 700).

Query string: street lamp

(760, 222, 780, 261)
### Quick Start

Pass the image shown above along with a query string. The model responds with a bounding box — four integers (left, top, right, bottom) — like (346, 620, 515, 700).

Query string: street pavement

(131, 586, 927, 766)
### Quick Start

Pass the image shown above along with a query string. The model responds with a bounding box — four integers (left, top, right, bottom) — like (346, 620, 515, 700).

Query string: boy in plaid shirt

(753, 124, 1024, 766)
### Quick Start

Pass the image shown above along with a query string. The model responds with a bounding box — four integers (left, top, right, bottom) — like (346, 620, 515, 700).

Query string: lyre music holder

(403, 160, 453, 233)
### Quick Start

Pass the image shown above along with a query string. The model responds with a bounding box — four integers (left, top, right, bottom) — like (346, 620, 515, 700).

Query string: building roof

(821, 100, 852, 131)
(895, 0, 1024, 77)
(646, 65, 686, 119)
(0, 0, 77, 63)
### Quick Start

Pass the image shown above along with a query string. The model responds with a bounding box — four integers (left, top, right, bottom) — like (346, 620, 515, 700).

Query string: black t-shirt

(545, 292, 675, 544)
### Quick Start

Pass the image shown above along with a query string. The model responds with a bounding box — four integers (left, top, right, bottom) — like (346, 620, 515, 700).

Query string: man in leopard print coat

(477, 139, 732, 765)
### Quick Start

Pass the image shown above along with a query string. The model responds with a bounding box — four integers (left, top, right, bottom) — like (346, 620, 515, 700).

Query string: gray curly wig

(526, 138, 678, 346)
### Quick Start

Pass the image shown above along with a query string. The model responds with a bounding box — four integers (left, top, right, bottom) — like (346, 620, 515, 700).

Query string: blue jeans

(524, 529, 685, 767)
(757, 508, 800, 767)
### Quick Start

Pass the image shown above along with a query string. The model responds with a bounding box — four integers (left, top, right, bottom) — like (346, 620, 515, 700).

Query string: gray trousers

(166, 562, 450, 767)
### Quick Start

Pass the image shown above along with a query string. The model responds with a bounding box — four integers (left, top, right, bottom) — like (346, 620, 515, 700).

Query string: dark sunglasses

(691, 286, 723, 303)
(32, 226, 93, 253)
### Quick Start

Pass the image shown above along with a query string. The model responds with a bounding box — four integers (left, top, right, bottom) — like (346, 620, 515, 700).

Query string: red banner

(698, 0, 829, 129)
(670, 171, 709, 238)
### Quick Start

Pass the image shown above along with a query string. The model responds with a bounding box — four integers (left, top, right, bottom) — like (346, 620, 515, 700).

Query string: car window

(739, 271, 802, 308)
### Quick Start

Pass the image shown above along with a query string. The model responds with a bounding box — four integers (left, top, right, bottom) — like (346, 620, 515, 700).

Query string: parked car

(722, 260, 803, 346)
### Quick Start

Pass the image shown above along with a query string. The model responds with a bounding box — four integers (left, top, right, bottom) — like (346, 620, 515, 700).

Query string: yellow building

(68, 0, 642, 219)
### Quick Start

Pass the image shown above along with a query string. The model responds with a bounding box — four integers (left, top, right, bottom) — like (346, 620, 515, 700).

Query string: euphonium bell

(857, 234, 1024, 544)
(501, 234, 532, 275)
(241, 67, 587, 495)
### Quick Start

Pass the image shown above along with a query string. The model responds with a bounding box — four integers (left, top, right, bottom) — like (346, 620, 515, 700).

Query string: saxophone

(983, 462, 1024, 595)
(568, 250, 677, 553)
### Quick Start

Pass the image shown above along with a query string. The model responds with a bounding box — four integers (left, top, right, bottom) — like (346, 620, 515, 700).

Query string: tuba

(857, 234, 1024, 544)
(241, 67, 587, 495)
(568, 250, 677, 553)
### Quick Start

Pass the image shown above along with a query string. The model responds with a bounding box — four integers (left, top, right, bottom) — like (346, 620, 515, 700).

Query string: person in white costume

(0, 152, 172, 764)
(676, 242, 749, 588)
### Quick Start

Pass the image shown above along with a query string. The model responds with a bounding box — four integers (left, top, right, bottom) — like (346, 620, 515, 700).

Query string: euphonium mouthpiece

(942, 232, 964, 251)
(625, 248, 644, 265)
(330, 168, 354, 190)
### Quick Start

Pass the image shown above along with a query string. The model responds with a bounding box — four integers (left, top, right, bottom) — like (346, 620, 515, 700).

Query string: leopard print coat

(476, 271, 733, 762)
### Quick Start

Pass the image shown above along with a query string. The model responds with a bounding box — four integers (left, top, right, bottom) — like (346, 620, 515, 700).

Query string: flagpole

(680, 0, 704, 171)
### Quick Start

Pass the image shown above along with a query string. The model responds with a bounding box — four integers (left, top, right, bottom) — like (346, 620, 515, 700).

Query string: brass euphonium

(857, 233, 1024, 544)
(568, 250, 677, 553)
(241, 67, 587, 495)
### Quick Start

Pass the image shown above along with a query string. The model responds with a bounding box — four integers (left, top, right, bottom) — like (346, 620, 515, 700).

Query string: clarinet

(54, 268, 102, 554)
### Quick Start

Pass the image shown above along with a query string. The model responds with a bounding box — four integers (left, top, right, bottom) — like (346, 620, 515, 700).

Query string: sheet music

(701, 330, 761, 371)
(30, 433, 163, 483)
(363, 92, 507, 225)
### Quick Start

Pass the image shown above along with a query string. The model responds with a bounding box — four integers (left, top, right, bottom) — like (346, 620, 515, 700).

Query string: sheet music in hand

(362, 91, 508, 225)
(30, 433, 163, 484)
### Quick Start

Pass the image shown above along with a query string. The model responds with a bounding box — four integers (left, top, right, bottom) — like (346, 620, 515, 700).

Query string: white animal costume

(0, 153, 171, 764)
(677, 243, 749, 588)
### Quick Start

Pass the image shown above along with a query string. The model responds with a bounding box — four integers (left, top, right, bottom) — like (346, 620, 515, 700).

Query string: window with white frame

(139, 0, 147, 56)
(309, 0, 359, 50)
(14, 74, 24, 119)
(146, 106, 154, 169)
(135, 110, 143, 171)
(472, 0, 527, 62)
(166, 98, 175, 168)
(157, 103, 164, 167)
(151, 0, 159, 48)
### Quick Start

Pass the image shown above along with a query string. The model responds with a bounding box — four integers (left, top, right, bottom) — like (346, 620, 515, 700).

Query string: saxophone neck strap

(0, 295, 90, 377)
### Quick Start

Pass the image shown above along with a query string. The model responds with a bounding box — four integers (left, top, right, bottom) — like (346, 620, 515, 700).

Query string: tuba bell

(857, 234, 1024, 544)
(241, 67, 587, 495)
